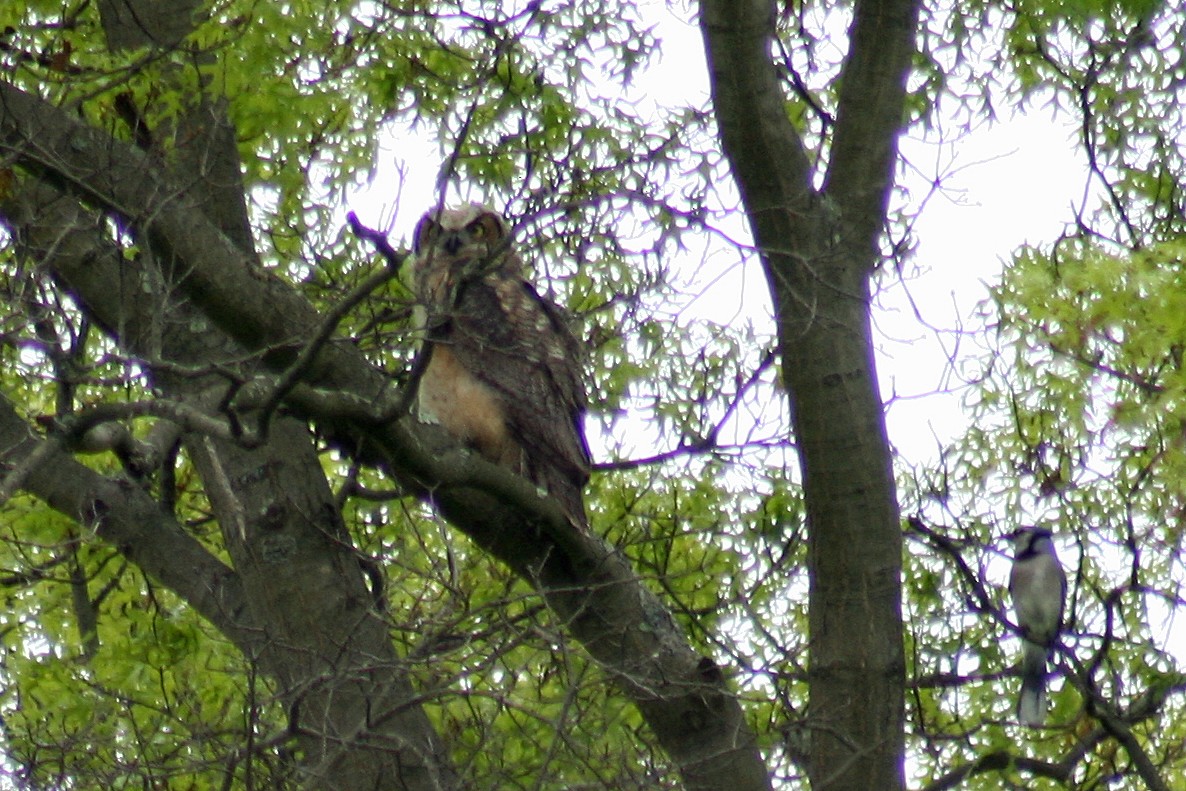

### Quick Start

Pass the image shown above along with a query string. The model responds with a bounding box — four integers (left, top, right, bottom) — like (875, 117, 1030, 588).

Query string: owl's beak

(442, 232, 465, 255)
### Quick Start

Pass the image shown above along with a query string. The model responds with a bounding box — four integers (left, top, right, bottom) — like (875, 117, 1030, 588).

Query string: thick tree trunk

(0, 5, 772, 788)
(3, 174, 460, 791)
(0, 1, 460, 787)
(700, 0, 920, 788)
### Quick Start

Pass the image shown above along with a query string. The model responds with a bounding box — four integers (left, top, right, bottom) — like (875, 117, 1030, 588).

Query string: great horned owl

(408, 203, 590, 528)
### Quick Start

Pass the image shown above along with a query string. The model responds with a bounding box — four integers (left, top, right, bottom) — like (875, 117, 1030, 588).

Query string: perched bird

(406, 204, 590, 528)
(1009, 526, 1066, 726)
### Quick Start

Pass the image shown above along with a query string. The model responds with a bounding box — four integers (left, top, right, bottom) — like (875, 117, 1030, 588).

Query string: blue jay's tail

(1017, 639, 1050, 726)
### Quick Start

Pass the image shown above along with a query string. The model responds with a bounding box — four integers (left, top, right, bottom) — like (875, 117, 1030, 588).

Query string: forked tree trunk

(700, 0, 920, 788)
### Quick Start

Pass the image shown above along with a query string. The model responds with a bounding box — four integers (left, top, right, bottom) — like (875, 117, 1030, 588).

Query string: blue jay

(1009, 527, 1066, 726)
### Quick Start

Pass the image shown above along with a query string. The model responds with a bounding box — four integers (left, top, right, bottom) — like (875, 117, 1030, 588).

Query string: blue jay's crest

(1008, 526, 1067, 726)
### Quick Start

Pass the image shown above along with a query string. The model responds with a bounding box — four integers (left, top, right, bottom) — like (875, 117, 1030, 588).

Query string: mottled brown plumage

(408, 204, 590, 528)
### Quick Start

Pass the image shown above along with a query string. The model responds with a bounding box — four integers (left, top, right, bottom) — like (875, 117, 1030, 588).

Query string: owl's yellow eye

(466, 213, 505, 244)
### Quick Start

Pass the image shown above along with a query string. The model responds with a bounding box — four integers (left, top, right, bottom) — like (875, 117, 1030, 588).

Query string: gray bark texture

(700, 0, 921, 788)
(0, 1, 771, 788)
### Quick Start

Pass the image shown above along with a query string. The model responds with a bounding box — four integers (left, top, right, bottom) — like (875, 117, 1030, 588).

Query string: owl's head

(413, 204, 509, 263)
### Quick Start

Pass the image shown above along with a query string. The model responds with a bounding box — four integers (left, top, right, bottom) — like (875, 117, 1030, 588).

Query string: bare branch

(0, 392, 254, 652)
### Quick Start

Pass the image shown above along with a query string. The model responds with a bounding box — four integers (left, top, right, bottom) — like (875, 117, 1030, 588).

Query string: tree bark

(0, 1, 460, 786)
(3, 175, 461, 791)
(0, 23, 771, 791)
(700, 0, 920, 788)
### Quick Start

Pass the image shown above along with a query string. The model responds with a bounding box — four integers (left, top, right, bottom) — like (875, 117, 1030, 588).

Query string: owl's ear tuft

(413, 214, 441, 254)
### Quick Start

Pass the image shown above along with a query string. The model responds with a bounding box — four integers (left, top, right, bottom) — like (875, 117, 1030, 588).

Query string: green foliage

(2, 0, 727, 779)
(891, 3, 1186, 784)
(925, 0, 1185, 239)
(3, 0, 1186, 787)
(0, 528, 282, 788)
(901, 238, 1186, 786)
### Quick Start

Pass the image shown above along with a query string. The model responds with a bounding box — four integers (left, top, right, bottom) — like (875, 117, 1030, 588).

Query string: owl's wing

(445, 271, 591, 491)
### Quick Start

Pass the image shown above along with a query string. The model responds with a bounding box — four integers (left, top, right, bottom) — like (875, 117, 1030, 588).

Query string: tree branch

(698, 0, 815, 274)
(700, 2, 922, 789)
(0, 393, 256, 654)
(824, 0, 923, 258)
(0, 79, 771, 791)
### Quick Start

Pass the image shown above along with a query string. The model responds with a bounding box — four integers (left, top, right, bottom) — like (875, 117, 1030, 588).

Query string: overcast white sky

(352, 5, 1092, 472)
(347, 6, 1130, 664)
(884, 113, 1088, 462)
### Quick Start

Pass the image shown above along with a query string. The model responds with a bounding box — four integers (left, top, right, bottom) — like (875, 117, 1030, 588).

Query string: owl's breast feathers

(416, 260, 591, 528)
